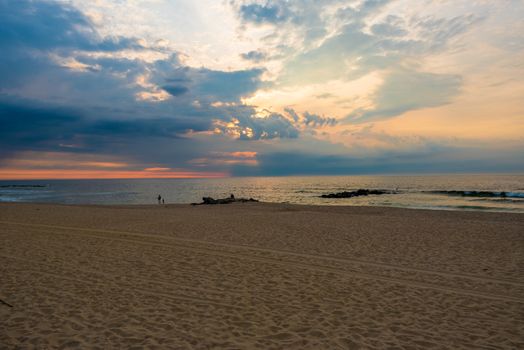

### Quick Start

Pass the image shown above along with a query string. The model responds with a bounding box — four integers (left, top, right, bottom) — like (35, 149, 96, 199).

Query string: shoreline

(1, 202, 523, 348)
(2, 174, 524, 213)
(2, 200, 524, 215)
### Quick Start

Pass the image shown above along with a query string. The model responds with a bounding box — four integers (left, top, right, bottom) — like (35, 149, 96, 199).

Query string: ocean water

(1, 174, 524, 212)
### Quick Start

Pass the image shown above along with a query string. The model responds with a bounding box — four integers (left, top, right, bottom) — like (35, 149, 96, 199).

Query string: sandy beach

(0, 202, 523, 349)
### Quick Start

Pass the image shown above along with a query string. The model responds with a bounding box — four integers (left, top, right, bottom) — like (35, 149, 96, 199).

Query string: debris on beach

(320, 189, 391, 199)
(0, 298, 13, 308)
(192, 194, 259, 205)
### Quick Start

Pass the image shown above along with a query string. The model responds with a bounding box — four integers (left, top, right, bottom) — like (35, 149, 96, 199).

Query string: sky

(0, 0, 523, 179)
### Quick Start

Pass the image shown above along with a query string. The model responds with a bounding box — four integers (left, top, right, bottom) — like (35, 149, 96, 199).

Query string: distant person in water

(157, 194, 161, 204)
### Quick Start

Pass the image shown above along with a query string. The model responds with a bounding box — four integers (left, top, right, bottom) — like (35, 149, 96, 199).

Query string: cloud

(0, 99, 80, 159)
(279, 10, 476, 86)
(233, 147, 452, 176)
(162, 85, 189, 96)
(232, 1, 479, 84)
(413, 14, 480, 52)
(0, 98, 211, 153)
(0, 1, 152, 101)
(0, 0, 143, 52)
(189, 151, 259, 167)
(1, 0, 521, 177)
(303, 112, 337, 127)
(282, 108, 337, 127)
(191, 68, 265, 102)
(233, 141, 524, 176)
(241, 50, 268, 63)
(315, 93, 336, 99)
(282, 108, 338, 129)
(249, 1, 477, 123)
(233, 0, 370, 54)
(150, 60, 265, 102)
(370, 15, 408, 37)
(214, 111, 300, 140)
(0, 0, 300, 169)
(278, 22, 388, 85)
(284, 108, 299, 122)
(212, 107, 341, 141)
(0, 0, 266, 108)
(237, 2, 290, 24)
(346, 70, 462, 122)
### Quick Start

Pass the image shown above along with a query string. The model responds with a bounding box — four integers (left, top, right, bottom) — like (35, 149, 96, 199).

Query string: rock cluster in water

(320, 189, 390, 199)
(192, 194, 259, 205)
(432, 190, 508, 198)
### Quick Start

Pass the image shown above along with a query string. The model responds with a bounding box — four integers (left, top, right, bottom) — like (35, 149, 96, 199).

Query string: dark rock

(192, 195, 259, 205)
(431, 190, 508, 198)
(320, 189, 390, 199)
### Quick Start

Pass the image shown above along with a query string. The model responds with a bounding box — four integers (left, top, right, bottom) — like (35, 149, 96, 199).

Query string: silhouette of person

(162, 198, 165, 204)
(157, 194, 161, 204)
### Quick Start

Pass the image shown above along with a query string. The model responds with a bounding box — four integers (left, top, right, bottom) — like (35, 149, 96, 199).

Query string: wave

(74, 191, 139, 197)
(430, 190, 524, 199)
(0, 189, 52, 195)
(0, 184, 47, 188)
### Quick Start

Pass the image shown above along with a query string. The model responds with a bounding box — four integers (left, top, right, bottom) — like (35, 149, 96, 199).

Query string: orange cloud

(4, 152, 129, 169)
(81, 162, 128, 168)
(222, 159, 258, 165)
(228, 151, 257, 158)
(6, 158, 129, 169)
(0, 152, 228, 179)
(143, 167, 171, 171)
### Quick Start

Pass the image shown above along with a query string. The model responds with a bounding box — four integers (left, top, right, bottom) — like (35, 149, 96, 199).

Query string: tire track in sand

(1, 221, 523, 304)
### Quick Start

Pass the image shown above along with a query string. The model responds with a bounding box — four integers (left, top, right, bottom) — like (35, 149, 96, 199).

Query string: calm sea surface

(1, 174, 524, 212)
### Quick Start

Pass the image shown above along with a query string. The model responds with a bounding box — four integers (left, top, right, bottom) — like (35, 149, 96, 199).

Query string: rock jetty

(320, 189, 390, 199)
(192, 194, 259, 205)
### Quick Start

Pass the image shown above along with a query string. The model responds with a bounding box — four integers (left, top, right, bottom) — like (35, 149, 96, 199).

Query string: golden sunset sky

(1, 0, 523, 178)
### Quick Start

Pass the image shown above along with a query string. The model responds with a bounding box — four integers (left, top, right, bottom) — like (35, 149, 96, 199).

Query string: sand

(0, 202, 523, 349)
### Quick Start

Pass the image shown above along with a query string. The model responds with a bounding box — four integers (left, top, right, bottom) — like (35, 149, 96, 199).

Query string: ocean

(1, 174, 523, 212)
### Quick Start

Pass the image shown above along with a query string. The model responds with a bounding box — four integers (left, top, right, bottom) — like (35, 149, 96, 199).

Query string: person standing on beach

(157, 194, 162, 204)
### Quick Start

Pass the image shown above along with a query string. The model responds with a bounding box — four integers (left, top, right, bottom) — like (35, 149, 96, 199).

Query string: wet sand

(1, 202, 523, 349)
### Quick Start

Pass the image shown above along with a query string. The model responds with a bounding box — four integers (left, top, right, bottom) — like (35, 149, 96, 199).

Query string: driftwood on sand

(0, 298, 13, 307)
(192, 194, 259, 205)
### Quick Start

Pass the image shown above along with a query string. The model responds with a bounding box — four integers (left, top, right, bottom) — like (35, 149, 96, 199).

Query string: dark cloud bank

(0, 0, 302, 171)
